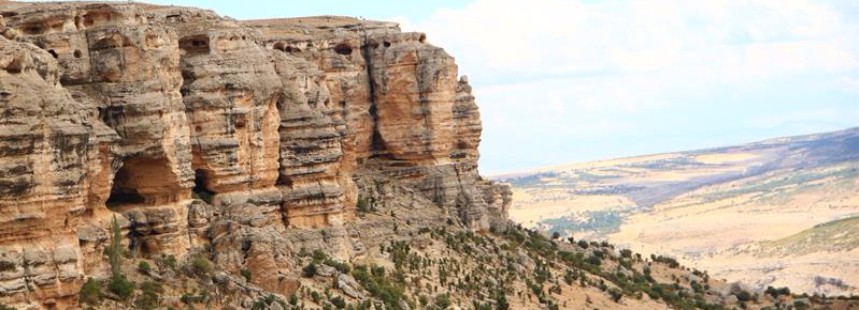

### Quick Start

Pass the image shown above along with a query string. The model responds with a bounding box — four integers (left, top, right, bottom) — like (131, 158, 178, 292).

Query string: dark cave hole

(24, 25, 43, 35)
(179, 35, 210, 54)
(47, 49, 58, 58)
(106, 164, 146, 208)
(192, 169, 215, 204)
(333, 43, 352, 55)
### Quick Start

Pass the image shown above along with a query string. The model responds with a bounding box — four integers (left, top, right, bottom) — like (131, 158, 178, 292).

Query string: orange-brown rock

(0, 3, 510, 308)
(0, 34, 99, 309)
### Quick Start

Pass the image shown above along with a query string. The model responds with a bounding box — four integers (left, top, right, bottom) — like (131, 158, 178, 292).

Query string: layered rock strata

(0, 3, 510, 308)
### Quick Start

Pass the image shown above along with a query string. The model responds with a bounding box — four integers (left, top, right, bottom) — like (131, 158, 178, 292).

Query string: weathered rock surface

(0, 3, 510, 308)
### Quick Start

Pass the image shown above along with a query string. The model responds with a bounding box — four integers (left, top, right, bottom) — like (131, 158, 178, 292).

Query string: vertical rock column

(0, 35, 94, 309)
(272, 51, 349, 228)
(367, 32, 457, 163)
(178, 29, 282, 214)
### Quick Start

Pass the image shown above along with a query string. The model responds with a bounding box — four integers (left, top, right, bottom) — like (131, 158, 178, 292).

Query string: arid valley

(498, 127, 859, 296)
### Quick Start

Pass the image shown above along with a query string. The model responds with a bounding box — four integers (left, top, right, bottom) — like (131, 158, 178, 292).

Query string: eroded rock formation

(0, 2, 510, 308)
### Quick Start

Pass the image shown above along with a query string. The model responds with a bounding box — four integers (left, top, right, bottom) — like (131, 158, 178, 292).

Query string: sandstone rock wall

(0, 3, 510, 308)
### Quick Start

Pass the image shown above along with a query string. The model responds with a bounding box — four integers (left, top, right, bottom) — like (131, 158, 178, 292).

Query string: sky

(104, 0, 859, 174)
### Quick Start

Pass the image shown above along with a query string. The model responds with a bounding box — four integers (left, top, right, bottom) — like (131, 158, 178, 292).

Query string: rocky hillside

(0, 2, 509, 308)
(496, 127, 859, 297)
(1, 2, 857, 310)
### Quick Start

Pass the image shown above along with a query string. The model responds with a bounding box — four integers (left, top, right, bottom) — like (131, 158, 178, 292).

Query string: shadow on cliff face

(192, 169, 215, 203)
(106, 164, 146, 207)
(106, 157, 180, 208)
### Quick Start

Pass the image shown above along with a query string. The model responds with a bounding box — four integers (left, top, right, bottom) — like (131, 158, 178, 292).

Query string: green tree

(108, 215, 123, 279)
(106, 215, 135, 300)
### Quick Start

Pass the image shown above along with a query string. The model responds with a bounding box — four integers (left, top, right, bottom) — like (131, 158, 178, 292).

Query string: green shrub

(351, 265, 404, 309)
(434, 294, 452, 309)
(312, 249, 328, 262)
(158, 254, 177, 271)
(0, 304, 16, 310)
(620, 249, 633, 258)
(330, 296, 347, 309)
(134, 281, 163, 310)
(765, 286, 791, 298)
(577, 240, 589, 249)
(107, 275, 135, 300)
(241, 268, 252, 282)
(735, 290, 753, 302)
(138, 261, 152, 274)
(587, 254, 602, 266)
(495, 293, 510, 310)
(325, 259, 352, 274)
(357, 195, 371, 213)
(303, 262, 318, 277)
(188, 255, 213, 278)
(181, 293, 207, 305)
(652, 255, 680, 268)
(79, 277, 101, 305)
(609, 288, 623, 303)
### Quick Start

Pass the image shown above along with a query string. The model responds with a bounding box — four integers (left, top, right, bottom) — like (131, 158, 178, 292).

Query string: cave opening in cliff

(106, 163, 147, 207)
(192, 169, 215, 203)
(179, 35, 210, 54)
(106, 157, 179, 208)
(333, 43, 352, 55)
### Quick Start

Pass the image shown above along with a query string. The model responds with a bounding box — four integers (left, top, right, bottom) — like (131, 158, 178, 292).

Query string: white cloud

(747, 108, 859, 130)
(395, 0, 859, 172)
(406, 0, 857, 86)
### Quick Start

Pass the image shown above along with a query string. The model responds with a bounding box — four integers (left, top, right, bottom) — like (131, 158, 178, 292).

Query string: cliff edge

(0, 2, 510, 308)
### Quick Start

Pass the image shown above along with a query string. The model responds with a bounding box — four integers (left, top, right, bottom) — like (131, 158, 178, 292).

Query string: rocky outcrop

(0, 3, 510, 308)
(0, 33, 104, 308)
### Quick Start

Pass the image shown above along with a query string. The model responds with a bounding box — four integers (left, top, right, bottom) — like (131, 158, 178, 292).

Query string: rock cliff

(0, 2, 510, 308)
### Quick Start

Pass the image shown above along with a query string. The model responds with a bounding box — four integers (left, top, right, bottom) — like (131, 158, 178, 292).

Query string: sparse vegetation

(107, 274, 135, 300)
(241, 268, 252, 282)
(303, 262, 318, 277)
(79, 277, 101, 305)
(137, 261, 152, 274)
(56, 201, 855, 310)
(134, 281, 163, 309)
(187, 254, 213, 278)
(357, 194, 373, 213)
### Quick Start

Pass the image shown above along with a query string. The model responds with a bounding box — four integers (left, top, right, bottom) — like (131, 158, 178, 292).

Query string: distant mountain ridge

(500, 126, 859, 295)
(496, 126, 859, 209)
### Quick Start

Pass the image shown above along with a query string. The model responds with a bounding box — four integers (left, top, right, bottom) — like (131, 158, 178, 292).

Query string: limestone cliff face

(0, 3, 510, 308)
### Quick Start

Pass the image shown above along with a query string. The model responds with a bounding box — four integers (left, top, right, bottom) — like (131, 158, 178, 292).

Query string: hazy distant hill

(494, 127, 859, 295)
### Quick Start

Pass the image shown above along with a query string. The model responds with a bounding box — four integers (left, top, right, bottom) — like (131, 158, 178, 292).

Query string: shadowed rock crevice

(107, 156, 181, 208)
(192, 168, 216, 203)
